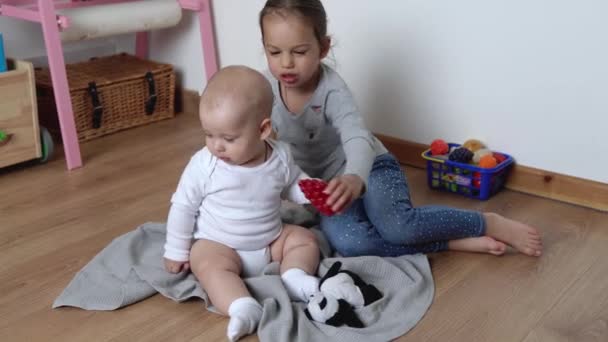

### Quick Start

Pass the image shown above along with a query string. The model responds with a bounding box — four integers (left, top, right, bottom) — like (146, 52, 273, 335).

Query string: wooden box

(0, 59, 41, 168)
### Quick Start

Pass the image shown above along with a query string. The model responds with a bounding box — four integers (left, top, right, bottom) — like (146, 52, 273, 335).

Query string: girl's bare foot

(448, 236, 507, 256)
(484, 212, 543, 257)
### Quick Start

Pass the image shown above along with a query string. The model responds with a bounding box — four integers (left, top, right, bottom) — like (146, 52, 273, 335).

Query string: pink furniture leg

(135, 32, 148, 59)
(1, 0, 219, 170)
(38, 0, 82, 170)
(197, 0, 218, 80)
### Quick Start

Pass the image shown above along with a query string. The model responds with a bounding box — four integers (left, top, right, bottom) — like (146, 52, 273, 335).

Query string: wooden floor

(1, 111, 607, 342)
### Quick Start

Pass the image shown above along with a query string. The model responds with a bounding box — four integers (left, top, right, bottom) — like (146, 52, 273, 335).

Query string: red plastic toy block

(298, 179, 336, 216)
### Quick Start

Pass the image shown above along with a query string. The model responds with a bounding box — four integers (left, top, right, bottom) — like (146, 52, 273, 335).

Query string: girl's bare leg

(483, 212, 543, 256)
(448, 236, 508, 256)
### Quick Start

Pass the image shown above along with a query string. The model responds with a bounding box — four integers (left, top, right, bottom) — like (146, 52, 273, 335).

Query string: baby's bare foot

(484, 213, 542, 257)
(448, 236, 507, 256)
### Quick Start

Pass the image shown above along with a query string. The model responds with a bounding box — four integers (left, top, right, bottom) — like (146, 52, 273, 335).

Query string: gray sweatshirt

(267, 64, 388, 186)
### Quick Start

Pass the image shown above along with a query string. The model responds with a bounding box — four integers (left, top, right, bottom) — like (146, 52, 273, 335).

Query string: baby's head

(199, 65, 273, 166)
(259, 0, 330, 89)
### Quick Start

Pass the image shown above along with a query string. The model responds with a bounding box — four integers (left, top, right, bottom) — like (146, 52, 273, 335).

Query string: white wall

(0, 18, 134, 66)
(2, 1, 606, 183)
(154, 0, 608, 184)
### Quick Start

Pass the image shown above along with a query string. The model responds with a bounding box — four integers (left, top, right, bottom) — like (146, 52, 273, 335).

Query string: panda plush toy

(304, 261, 383, 328)
(305, 291, 364, 328)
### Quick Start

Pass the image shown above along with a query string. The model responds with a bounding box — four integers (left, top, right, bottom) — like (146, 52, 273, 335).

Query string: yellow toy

(462, 139, 485, 152)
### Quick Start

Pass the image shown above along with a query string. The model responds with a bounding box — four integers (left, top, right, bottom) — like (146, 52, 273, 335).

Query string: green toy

(0, 130, 11, 146)
(0, 127, 54, 163)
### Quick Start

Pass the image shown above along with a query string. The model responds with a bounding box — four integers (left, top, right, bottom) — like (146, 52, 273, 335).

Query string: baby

(163, 66, 321, 341)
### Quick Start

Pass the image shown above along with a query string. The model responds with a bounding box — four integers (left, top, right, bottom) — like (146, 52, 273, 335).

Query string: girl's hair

(259, 0, 328, 44)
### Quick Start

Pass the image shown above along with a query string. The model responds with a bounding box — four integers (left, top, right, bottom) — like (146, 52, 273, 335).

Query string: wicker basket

(36, 53, 175, 142)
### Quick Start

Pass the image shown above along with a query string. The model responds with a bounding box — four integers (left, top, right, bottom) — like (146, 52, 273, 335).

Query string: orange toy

(478, 154, 497, 168)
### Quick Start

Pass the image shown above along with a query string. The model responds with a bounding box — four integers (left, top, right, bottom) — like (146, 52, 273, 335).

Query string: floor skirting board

(376, 134, 608, 212)
(179, 88, 607, 212)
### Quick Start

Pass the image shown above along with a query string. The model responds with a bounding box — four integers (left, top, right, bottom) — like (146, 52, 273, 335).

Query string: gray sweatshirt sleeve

(325, 88, 376, 186)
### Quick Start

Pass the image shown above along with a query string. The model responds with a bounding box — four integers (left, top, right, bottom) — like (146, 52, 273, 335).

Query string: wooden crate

(0, 59, 41, 168)
(36, 53, 175, 142)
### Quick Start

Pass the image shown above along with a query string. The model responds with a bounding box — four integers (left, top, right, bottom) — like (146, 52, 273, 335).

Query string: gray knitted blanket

(53, 222, 434, 342)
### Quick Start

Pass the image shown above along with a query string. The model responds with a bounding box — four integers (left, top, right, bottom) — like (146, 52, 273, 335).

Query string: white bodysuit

(163, 140, 309, 277)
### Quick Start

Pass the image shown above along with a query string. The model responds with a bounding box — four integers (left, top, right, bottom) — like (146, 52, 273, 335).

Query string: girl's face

(262, 12, 329, 90)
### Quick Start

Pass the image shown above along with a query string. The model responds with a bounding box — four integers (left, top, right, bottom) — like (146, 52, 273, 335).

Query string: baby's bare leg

(190, 239, 261, 341)
(271, 224, 319, 274)
(271, 224, 320, 302)
(190, 239, 248, 313)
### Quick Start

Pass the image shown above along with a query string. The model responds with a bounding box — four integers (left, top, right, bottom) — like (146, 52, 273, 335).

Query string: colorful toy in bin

(493, 153, 507, 164)
(422, 142, 514, 200)
(478, 154, 498, 168)
(473, 148, 492, 164)
(0, 33, 7, 73)
(462, 139, 485, 152)
(430, 139, 449, 155)
(449, 147, 473, 163)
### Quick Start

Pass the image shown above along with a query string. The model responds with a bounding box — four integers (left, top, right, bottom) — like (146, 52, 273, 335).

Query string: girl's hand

(324, 174, 365, 213)
(164, 258, 190, 274)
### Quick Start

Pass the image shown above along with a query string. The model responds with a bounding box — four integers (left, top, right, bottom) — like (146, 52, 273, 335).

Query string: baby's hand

(164, 258, 190, 274)
(325, 174, 365, 213)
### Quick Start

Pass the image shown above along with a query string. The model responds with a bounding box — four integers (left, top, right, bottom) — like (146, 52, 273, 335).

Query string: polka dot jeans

(320, 153, 485, 257)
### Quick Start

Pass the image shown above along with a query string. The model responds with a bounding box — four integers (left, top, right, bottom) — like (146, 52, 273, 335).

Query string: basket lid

(36, 53, 173, 91)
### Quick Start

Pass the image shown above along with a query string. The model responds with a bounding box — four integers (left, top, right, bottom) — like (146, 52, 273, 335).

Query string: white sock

(227, 297, 262, 342)
(281, 268, 320, 302)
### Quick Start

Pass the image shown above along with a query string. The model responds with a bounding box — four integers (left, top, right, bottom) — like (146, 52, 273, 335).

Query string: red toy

(430, 139, 449, 155)
(493, 152, 507, 164)
(298, 179, 336, 216)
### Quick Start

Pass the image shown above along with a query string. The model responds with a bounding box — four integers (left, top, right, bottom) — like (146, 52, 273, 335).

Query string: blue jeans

(320, 153, 485, 257)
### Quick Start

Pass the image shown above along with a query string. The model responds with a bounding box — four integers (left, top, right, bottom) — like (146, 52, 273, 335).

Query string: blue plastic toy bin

(421, 143, 514, 200)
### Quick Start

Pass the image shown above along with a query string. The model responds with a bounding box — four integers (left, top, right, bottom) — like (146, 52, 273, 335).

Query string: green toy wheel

(39, 126, 54, 163)
(0, 130, 12, 147)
